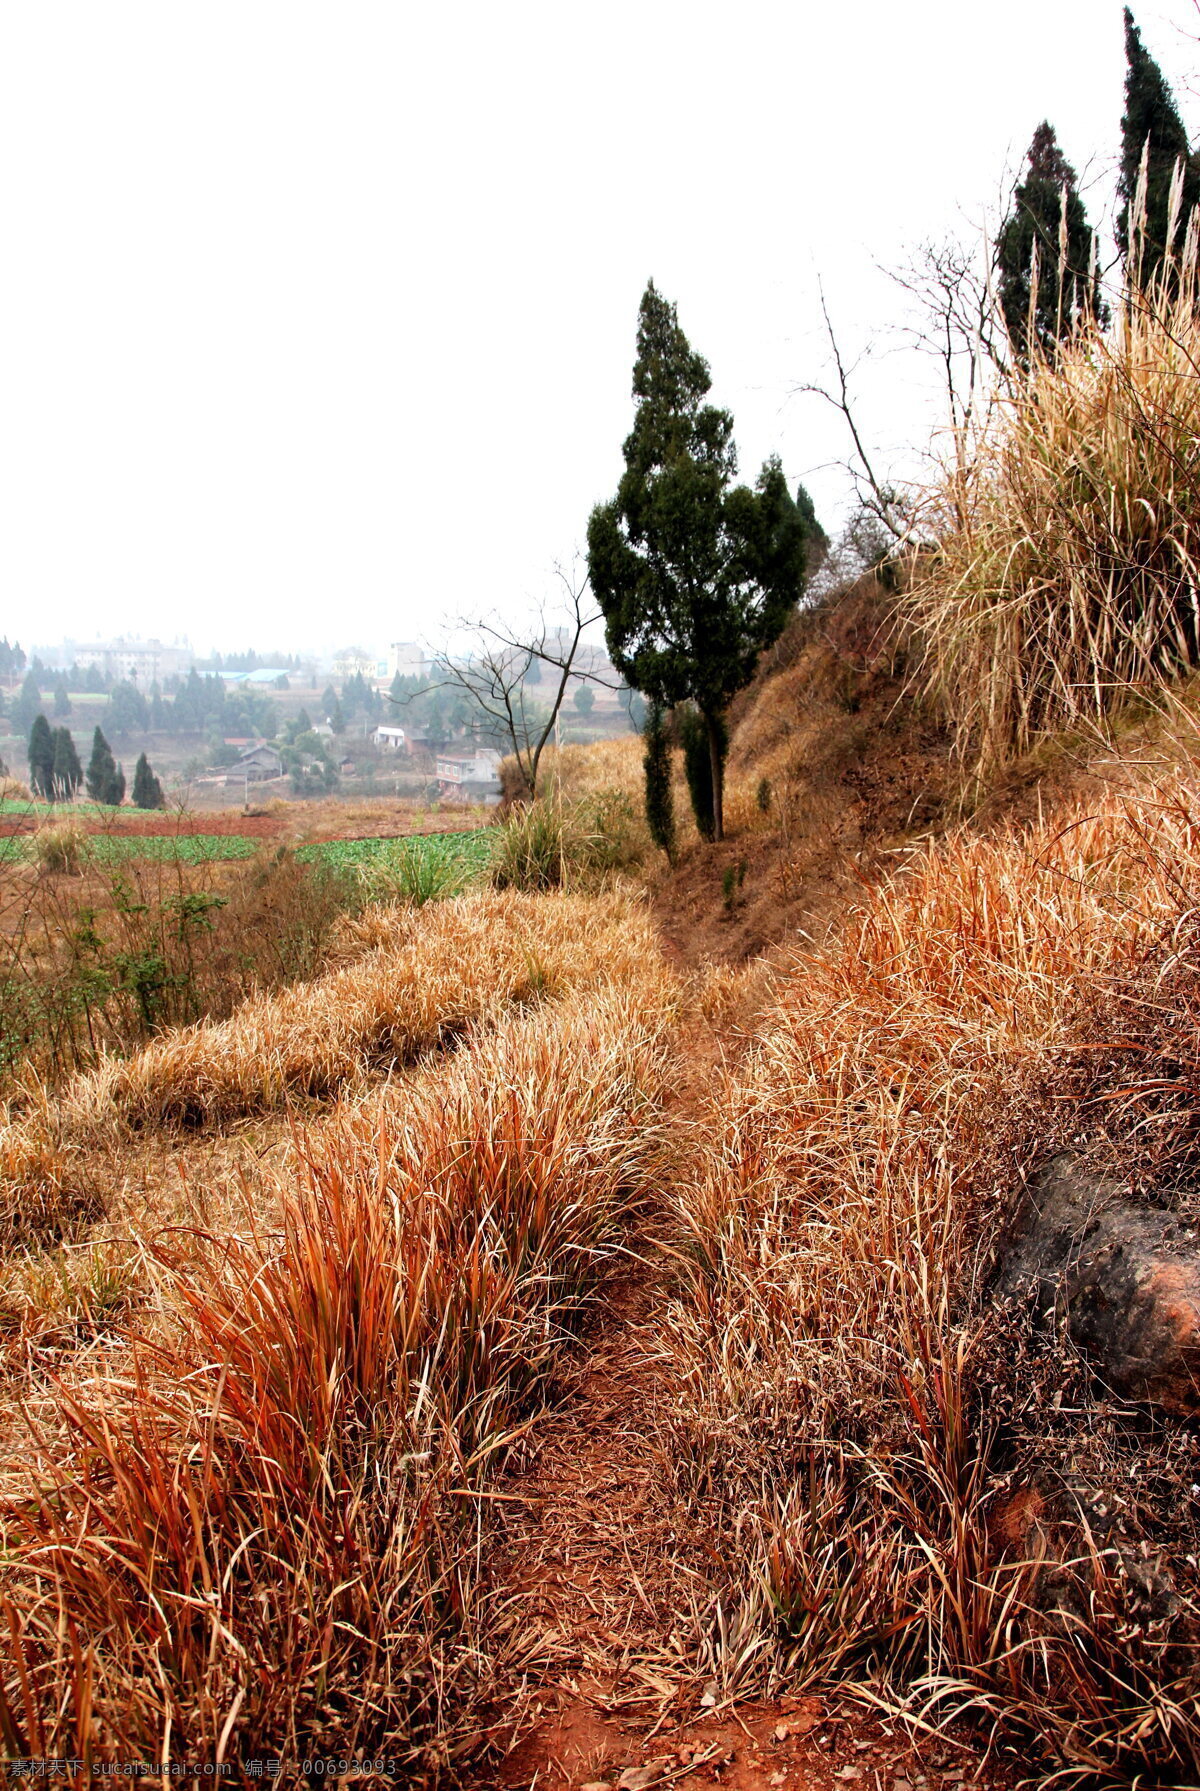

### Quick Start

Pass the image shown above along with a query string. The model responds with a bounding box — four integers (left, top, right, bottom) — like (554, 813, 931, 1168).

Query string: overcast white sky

(1, 1, 1196, 658)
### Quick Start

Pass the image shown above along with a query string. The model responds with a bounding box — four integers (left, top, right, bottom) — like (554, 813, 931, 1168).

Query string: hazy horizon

(2, 1, 1196, 656)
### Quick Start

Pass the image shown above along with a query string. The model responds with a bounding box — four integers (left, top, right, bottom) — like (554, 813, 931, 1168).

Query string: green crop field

(299, 830, 493, 873)
(0, 831, 260, 865)
(0, 825, 496, 886)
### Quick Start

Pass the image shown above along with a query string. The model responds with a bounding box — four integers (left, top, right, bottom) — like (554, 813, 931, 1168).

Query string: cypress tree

(997, 123, 1104, 361)
(677, 703, 726, 842)
(86, 727, 124, 804)
(641, 701, 676, 861)
(132, 753, 165, 810)
(51, 727, 82, 799)
(52, 679, 71, 718)
(588, 281, 820, 840)
(1116, 8, 1200, 290)
(27, 714, 55, 799)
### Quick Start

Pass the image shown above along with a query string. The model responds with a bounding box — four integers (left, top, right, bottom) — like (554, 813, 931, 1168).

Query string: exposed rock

(998, 1153, 1200, 1413)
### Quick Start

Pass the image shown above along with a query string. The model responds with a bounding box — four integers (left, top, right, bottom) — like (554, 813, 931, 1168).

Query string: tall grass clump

(666, 754, 1200, 1780)
(908, 248, 1200, 782)
(490, 792, 643, 891)
(28, 818, 89, 876)
(0, 976, 674, 1768)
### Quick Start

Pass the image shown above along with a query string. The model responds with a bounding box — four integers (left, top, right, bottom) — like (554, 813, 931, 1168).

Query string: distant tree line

(26, 714, 165, 808)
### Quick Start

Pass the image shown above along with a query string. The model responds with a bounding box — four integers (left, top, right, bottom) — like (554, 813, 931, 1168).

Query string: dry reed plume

(0, 968, 677, 1769)
(667, 753, 1200, 1781)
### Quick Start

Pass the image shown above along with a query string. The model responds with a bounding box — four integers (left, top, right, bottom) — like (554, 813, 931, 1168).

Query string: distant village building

(221, 667, 293, 687)
(372, 724, 407, 752)
(388, 642, 430, 682)
(332, 648, 378, 682)
(73, 638, 191, 684)
(435, 748, 502, 805)
(236, 742, 283, 781)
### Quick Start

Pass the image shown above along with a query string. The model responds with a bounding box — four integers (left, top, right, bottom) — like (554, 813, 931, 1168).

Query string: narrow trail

(485, 1250, 1015, 1791)
(480, 992, 1020, 1791)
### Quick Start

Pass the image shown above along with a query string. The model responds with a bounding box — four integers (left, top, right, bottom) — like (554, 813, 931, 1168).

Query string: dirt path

(483, 1250, 1019, 1791)
(478, 992, 1020, 1791)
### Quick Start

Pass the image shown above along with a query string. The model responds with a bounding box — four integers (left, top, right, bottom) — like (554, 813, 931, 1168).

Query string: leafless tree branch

(434, 561, 615, 797)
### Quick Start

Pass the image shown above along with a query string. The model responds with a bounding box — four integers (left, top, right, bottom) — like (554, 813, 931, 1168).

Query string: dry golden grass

(0, 1083, 93, 1248)
(28, 818, 89, 876)
(530, 733, 779, 856)
(665, 748, 1200, 1779)
(906, 272, 1200, 785)
(0, 951, 677, 1767)
(65, 887, 659, 1132)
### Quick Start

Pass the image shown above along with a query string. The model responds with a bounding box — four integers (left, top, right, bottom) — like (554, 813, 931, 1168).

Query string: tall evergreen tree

(27, 714, 55, 799)
(1116, 8, 1200, 290)
(132, 753, 165, 810)
(11, 673, 42, 741)
(52, 679, 71, 718)
(641, 701, 676, 861)
(86, 727, 125, 804)
(587, 282, 819, 839)
(997, 123, 1104, 361)
(108, 680, 150, 734)
(51, 728, 82, 799)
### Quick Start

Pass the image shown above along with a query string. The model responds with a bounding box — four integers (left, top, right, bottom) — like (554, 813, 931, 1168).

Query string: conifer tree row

(27, 714, 54, 799)
(640, 701, 675, 862)
(51, 727, 82, 799)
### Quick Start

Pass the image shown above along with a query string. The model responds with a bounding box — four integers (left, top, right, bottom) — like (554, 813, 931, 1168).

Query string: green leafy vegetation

(299, 829, 494, 891)
(0, 847, 361, 1087)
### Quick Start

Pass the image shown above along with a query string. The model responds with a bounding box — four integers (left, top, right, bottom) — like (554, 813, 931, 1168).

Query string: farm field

(0, 799, 500, 1091)
(0, 792, 493, 839)
(0, 823, 495, 876)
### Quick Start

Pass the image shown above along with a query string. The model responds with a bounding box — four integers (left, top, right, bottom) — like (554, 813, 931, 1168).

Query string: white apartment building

(388, 641, 430, 682)
(72, 639, 192, 683)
